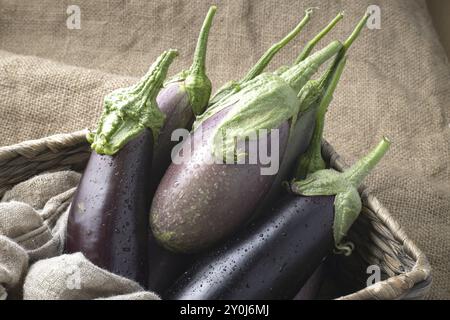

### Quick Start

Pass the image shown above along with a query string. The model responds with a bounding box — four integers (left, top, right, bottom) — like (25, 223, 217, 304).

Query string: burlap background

(0, 0, 449, 299)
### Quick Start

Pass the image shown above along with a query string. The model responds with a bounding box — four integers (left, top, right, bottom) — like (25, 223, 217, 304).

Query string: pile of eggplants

(65, 7, 388, 300)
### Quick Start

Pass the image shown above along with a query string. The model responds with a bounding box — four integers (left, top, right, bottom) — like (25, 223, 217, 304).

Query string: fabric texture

(0, 0, 448, 299)
(0, 171, 160, 300)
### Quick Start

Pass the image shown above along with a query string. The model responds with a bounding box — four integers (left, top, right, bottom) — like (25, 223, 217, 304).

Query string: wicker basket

(0, 131, 432, 300)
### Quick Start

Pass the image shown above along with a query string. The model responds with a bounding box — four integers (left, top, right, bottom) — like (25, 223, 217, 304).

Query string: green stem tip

(343, 12, 370, 52)
(190, 6, 217, 75)
(344, 136, 391, 188)
(295, 11, 344, 64)
(241, 8, 314, 83)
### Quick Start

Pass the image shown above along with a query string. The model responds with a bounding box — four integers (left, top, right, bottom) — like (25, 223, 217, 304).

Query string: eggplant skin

(167, 195, 334, 300)
(293, 263, 325, 300)
(146, 237, 197, 296)
(66, 129, 153, 287)
(151, 105, 290, 253)
(147, 82, 196, 293)
(152, 81, 192, 191)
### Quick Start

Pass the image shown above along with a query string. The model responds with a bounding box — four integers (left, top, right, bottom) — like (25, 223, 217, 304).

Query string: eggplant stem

(317, 56, 347, 117)
(190, 6, 217, 75)
(310, 55, 347, 146)
(293, 12, 371, 178)
(295, 12, 344, 64)
(136, 50, 179, 101)
(240, 8, 314, 83)
(282, 40, 342, 93)
(334, 241, 355, 256)
(343, 12, 370, 53)
(344, 137, 391, 188)
(90, 49, 178, 155)
(294, 55, 347, 179)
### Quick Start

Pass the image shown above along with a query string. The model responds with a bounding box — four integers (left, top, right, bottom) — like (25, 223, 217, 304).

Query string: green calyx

(209, 8, 315, 107)
(87, 49, 178, 155)
(207, 73, 301, 161)
(184, 6, 216, 115)
(241, 8, 314, 83)
(193, 40, 341, 162)
(291, 137, 391, 254)
(165, 6, 216, 116)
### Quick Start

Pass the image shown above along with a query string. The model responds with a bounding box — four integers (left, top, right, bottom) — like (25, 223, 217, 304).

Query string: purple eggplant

(150, 40, 343, 254)
(66, 50, 177, 287)
(144, 6, 216, 293)
(167, 138, 391, 300)
(167, 194, 335, 300)
(293, 263, 325, 300)
(151, 6, 216, 189)
(147, 7, 315, 294)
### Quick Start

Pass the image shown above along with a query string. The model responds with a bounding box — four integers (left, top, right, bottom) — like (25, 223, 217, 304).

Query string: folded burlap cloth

(0, 0, 449, 299)
(0, 171, 159, 300)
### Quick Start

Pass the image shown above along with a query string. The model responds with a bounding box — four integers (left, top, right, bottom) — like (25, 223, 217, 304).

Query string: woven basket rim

(0, 131, 432, 300)
(0, 130, 89, 163)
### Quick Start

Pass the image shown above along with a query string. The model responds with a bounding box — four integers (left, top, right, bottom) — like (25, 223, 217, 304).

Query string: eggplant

(150, 40, 343, 254)
(66, 50, 178, 287)
(147, 7, 314, 294)
(145, 7, 216, 293)
(151, 6, 216, 189)
(167, 194, 335, 300)
(293, 263, 325, 300)
(167, 138, 391, 300)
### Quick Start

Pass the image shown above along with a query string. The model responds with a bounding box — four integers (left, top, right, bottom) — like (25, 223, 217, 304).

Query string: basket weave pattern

(0, 131, 432, 300)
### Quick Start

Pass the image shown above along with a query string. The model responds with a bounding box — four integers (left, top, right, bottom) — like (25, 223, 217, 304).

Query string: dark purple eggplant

(151, 40, 343, 254)
(66, 50, 177, 287)
(66, 130, 153, 285)
(293, 263, 325, 300)
(167, 137, 391, 300)
(167, 194, 334, 300)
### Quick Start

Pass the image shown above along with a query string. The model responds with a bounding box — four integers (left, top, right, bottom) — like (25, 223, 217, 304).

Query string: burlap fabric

(0, 0, 448, 299)
(0, 171, 160, 300)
